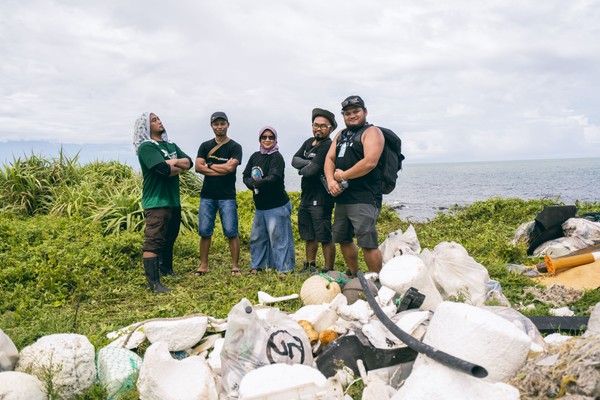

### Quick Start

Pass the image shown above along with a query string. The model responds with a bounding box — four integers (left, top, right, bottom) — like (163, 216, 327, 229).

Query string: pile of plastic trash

(1, 225, 597, 399)
(511, 206, 600, 258)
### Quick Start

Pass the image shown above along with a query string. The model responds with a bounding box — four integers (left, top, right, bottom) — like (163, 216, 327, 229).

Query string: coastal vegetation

(1, 152, 599, 399)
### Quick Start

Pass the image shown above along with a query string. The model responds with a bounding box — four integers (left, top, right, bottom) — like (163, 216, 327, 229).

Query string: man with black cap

(194, 112, 243, 276)
(292, 108, 338, 274)
(324, 95, 385, 275)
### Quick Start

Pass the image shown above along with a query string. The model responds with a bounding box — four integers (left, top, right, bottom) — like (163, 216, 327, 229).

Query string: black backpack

(352, 125, 405, 194)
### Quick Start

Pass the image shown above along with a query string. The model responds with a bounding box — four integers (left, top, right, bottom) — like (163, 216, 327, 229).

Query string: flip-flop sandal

(231, 269, 242, 276)
(249, 268, 258, 275)
(278, 273, 287, 279)
(194, 269, 209, 276)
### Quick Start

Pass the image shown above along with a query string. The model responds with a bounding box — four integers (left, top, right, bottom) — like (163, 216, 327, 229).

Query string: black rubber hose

(357, 271, 488, 378)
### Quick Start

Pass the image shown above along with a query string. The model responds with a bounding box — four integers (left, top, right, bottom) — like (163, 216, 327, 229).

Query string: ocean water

(270, 158, 600, 222)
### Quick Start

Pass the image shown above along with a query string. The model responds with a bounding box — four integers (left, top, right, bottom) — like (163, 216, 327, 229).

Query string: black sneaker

(299, 262, 318, 275)
(345, 269, 358, 278)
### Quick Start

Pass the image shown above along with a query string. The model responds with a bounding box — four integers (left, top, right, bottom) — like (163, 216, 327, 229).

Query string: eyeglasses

(260, 135, 275, 141)
(312, 123, 332, 131)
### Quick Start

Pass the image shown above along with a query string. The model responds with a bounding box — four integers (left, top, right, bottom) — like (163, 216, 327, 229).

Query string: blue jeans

(250, 201, 295, 273)
(198, 198, 239, 238)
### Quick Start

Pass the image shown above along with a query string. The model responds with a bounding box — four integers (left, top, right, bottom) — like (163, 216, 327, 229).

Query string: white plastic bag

(220, 298, 313, 398)
(562, 217, 600, 239)
(532, 236, 595, 257)
(379, 225, 422, 264)
(510, 220, 535, 246)
(420, 242, 492, 306)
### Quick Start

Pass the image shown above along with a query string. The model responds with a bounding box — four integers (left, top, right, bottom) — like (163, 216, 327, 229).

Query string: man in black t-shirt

(292, 108, 337, 274)
(195, 112, 243, 276)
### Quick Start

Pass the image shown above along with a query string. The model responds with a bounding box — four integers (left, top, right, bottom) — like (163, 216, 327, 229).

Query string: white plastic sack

(0, 371, 46, 400)
(220, 298, 313, 398)
(532, 236, 595, 257)
(137, 342, 218, 400)
(362, 310, 431, 349)
(379, 225, 422, 264)
(97, 347, 143, 400)
(562, 217, 600, 239)
(420, 242, 491, 306)
(510, 221, 535, 246)
(0, 328, 19, 371)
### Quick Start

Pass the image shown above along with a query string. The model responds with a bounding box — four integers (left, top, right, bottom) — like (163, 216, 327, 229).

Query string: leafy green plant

(92, 186, 145, 235)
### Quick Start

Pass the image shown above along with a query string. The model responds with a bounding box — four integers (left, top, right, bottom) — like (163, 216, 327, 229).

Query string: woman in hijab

(242, 126, 295, 278)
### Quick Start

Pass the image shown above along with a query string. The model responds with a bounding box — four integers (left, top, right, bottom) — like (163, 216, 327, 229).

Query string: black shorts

(297, 203, 334, 243)
(142, 206, 181, 254)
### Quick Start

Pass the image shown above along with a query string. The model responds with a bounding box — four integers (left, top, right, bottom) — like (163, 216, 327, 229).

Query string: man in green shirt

(134, 112, 192, 292)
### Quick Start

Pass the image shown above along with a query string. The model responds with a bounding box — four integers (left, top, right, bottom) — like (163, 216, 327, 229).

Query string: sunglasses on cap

(341, 96, 364, 109)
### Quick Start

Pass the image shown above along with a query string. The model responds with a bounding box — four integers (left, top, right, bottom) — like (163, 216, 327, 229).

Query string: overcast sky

(1, 0, 599, 167)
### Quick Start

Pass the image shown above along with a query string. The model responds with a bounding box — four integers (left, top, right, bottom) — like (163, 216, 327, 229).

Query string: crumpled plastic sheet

(562, 218, 600, 240)
(532, 236, 595, 258)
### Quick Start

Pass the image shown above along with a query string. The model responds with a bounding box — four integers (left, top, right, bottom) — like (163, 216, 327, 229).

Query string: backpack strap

(207, 137, 230, 157)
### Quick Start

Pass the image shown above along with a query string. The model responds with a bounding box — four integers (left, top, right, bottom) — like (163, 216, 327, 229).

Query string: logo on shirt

(161, 149, 177, 159)
(208, 154, 228, 162)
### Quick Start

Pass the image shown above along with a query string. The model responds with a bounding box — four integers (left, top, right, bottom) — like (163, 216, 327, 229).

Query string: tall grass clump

(0, 149, 81, 216)
(0, 152, 202, 234)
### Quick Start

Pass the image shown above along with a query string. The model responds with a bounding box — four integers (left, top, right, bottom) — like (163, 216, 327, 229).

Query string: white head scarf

(133, 112, 170, 154)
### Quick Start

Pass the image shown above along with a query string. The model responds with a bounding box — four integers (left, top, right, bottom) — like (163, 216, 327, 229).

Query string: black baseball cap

(341, 95, 365, 110)
(210, 111, 229, 123)
(312, 108, 338, 130)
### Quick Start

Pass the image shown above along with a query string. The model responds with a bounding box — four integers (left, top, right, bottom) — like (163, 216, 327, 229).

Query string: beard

(346, 121, 366, 130)
(313, 133, 329, 142)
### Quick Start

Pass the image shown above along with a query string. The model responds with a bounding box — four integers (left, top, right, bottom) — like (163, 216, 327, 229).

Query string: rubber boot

(143, 257, 171, 293)
(159, 249, 180, 278)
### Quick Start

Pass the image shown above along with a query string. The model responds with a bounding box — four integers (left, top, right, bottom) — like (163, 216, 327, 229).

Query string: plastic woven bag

(220, 298, 313, 398)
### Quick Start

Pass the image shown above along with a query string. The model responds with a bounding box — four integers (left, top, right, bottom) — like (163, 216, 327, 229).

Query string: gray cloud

(0, 0, 599, 165)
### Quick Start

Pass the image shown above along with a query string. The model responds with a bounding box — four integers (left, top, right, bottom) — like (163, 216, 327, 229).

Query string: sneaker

(299, 262, 318, 275)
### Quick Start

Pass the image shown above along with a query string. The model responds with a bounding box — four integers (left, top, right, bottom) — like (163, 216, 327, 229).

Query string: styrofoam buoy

(392, 357, 520, 400)
(420, 301, 531, 383)
(379, 255, 443, 311)
(238, 363, 343, 399)
(300, 275, 341, 305)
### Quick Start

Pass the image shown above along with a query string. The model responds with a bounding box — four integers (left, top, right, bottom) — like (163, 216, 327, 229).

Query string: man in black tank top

(324, 95, 385, 275)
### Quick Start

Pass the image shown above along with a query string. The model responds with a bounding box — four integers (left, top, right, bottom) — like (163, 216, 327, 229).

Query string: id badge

(338, 142, 347, 158)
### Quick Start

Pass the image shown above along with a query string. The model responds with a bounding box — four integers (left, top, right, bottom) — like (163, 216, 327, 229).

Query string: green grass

(1, 152, 599, 399)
